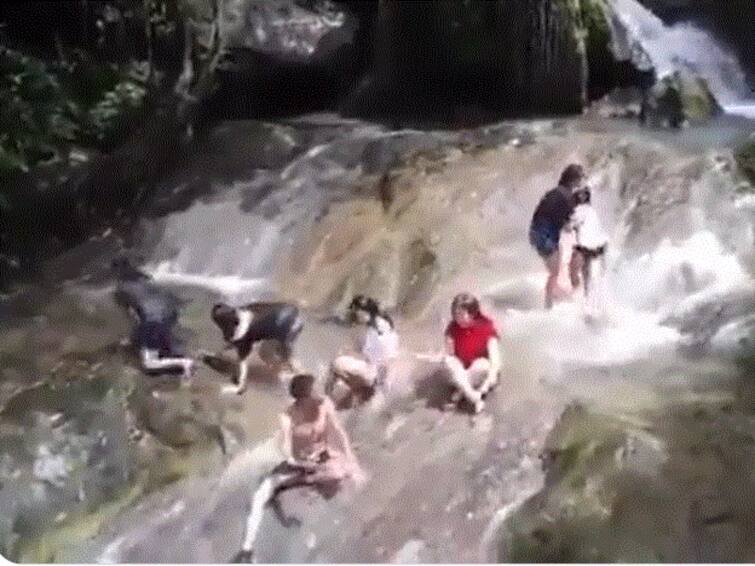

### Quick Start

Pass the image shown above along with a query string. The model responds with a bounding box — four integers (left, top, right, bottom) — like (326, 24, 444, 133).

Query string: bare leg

(234, 358, 250, 394)
(470, 358, 495, 395)
(443, 356, 483, 412)
(330, 356, 377, 392)
(543, 252, 560, 309)
(569, 248, 584, 291)
(581, 257, 592, 300)
(140, 349, 193, 379)
(240, 470, 303, 558)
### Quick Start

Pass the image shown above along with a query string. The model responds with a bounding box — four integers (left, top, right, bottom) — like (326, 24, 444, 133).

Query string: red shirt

(445, 315, 499, 369)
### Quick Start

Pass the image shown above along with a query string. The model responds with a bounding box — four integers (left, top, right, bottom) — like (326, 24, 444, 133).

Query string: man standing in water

(529, 163, 586, 308)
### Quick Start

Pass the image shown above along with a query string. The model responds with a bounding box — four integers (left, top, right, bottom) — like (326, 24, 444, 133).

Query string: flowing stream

(1, 109, 752, 562)
(608, 0, 755, 118)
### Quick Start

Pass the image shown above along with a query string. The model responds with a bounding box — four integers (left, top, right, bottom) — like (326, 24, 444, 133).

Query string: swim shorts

(529, 222, 560, 258)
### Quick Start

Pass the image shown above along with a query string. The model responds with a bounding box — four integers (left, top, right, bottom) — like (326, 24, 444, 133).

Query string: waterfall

(607, 0, 755, 118)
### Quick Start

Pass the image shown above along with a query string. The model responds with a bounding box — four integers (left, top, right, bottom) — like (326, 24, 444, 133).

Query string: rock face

(641, 70, 722, 127)
(345, 0, 589, 120)
(210, 0, 363, 116)
(637, 0, 755, 86)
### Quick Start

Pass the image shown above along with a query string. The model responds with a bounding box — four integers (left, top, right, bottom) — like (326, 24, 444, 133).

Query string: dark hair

(348, 295, 394, 329)
(212, 303, 236, 321)
(574, 187, 591, 205)
(211, 303, 239, 341)
(289, 373, 315, 400)
(111, 256, 149, 282)
(451, 293, 481, 318)
(558, 164, 585, 189)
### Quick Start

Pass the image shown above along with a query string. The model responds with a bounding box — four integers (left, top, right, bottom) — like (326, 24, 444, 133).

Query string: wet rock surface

(1, 114, 754, 562)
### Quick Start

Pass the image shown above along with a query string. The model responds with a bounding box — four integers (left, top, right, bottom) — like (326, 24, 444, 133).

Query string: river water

(0, 112, 753, 562)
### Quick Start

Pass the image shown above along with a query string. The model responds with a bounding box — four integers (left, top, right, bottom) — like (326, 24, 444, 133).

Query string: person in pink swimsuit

(235, 373, 362, 562)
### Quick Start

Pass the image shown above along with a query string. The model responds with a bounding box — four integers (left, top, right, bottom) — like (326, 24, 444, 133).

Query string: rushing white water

(608, 0, 755, 118)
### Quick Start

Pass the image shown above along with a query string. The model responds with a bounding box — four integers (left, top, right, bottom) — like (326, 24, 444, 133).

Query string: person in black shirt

(112, 257, 195, 379)
(529, 164, 585, 308)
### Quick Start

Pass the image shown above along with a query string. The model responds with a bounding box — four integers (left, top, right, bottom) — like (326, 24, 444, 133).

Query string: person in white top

(570, 188, 609, 307)
(326, 295, 399, 406)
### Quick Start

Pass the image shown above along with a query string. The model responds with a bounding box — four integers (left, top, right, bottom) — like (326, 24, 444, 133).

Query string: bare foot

(472, 398, 485, 414)
(221, 384, 245, 395)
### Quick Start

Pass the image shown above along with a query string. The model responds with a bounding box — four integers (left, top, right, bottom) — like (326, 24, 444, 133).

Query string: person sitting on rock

(234, 373, 363, 563)
(442, 293, 501, 414)
(325, 295, 399, 406)
(112, 257, 194, 380)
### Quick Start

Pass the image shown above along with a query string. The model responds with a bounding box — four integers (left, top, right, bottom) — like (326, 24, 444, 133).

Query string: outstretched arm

(279, 412, 295, 464)
(235, 357, 250, 394)
(483, 337, 502, 391)
(324, 398, 356, 463)
(445, 336, 456, 357)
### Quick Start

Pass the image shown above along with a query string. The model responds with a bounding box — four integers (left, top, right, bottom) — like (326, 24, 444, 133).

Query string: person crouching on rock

(442, 293, 501, 414)
(234, 373, 363, 563)
(207, 301, 304, 394)
(112, 257, 194, 380)
(326, 295, 399, 407)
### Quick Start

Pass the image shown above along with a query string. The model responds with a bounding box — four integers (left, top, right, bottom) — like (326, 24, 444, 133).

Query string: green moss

(581, 0, 610, 60)
(734, 138, 755, 186)
(14, 482, 143, 563)
(580, 0, 615, 99)
(679, 77, 718, 121)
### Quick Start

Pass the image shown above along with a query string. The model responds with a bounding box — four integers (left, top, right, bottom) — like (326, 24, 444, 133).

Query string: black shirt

(531, 187, 575, 232)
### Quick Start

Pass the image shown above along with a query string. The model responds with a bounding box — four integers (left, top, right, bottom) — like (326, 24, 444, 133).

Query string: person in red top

(443, 293, 502, 413)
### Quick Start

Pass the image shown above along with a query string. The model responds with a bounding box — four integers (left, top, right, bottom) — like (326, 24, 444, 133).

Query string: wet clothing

(575, 244, 606, 259)
(571, 203, 608, 252)
(230, 303, 303, 360)
(116, 279, 179, 326)
(530, 187, 575, 257)
(445, 315, 499, 369)
(116, 278, 181, 357)
(362, 316, 399, 367)
(136, 320, 173, 356)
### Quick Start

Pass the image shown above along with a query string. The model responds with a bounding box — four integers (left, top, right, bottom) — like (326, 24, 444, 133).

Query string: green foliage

(83, 78, 147, 145)
(0, 46, 72, 174)
(0, 45, 150, 181)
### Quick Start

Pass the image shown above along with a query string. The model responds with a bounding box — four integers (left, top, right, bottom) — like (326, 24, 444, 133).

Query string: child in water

(569, 187, 609, 317)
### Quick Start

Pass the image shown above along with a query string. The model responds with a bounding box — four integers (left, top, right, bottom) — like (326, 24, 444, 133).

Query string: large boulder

(641, 70, 722, 127)
(210, 0, 361, 116)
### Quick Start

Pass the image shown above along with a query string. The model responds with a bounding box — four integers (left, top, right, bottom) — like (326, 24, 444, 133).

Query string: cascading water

(607, 0, 755, 118)
(140, 120, 456, 304)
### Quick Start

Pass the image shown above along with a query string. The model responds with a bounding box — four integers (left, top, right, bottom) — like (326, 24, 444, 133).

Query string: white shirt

(361, 316, 399, 366)
(571, 204, 608, 250)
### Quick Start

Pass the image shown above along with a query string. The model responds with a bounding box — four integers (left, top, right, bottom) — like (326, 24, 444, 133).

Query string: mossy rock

(580, 0, 613, 98)
(643, 71, 722, 127)
(734, 137, 755, 186)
